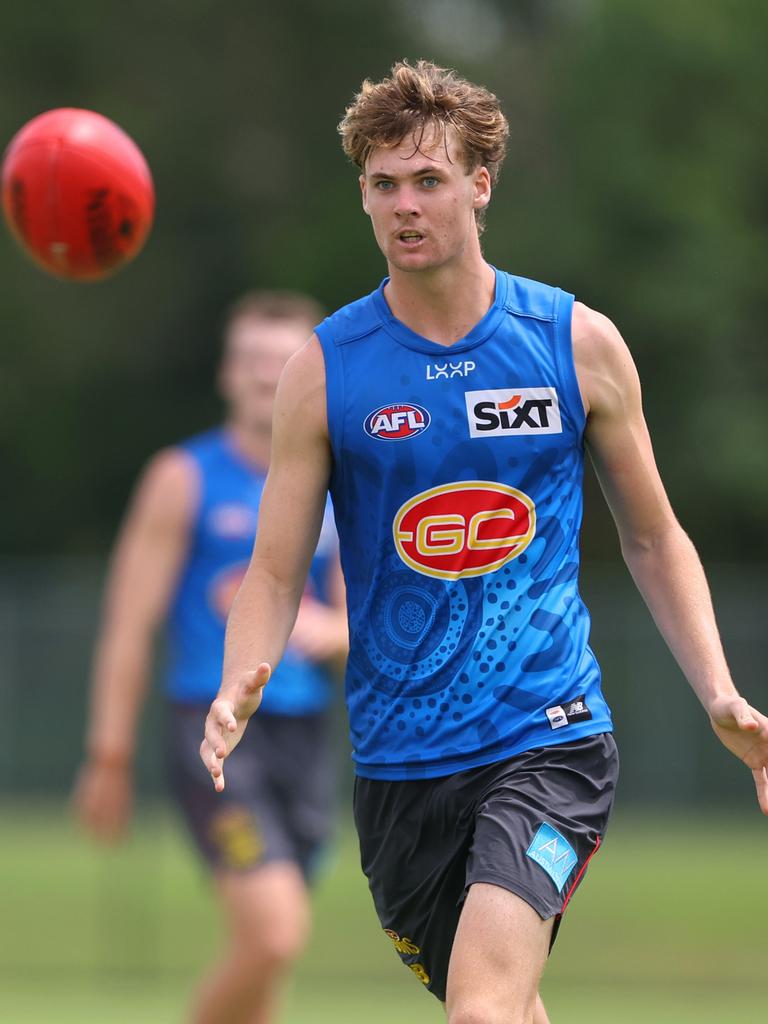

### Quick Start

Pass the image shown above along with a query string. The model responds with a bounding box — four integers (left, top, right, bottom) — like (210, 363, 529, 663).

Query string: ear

(472, 165, 492, 210)
(360, 174, 371, 216)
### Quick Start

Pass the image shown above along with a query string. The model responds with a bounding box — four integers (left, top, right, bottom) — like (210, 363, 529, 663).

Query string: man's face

(219, 316, 308, 432)
(360, 125, 491, 274)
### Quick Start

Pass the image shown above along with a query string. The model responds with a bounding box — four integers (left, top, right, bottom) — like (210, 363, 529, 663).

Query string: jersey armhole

(173, 445, 205, 544)
(552, 289, 587, 440)
(314, 325, 346, 482)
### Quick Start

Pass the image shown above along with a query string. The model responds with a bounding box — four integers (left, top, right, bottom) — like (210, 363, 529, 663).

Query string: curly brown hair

(338, 59, 509, 232)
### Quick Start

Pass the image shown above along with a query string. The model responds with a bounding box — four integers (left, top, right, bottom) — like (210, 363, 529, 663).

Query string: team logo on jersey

(207, 503, 258, 538)
(209, 562, 249, 621)
(393, 481, 536, 580)
(426, 359, 476, 380)
(546, 694, 592, 730)
(364, 403, 431, 441)
(465, 387, 562, 437)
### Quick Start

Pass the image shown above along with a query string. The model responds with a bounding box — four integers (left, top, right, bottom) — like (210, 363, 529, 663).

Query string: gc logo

(393, 481, 536, 580)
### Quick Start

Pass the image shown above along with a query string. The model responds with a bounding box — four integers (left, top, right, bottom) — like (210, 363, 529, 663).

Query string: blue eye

(375, 180, 395, 190)
(422, 177, 439, 188)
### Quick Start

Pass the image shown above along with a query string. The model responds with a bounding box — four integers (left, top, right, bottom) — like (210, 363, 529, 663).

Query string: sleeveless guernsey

(165, 427, 336, 715)
(316, 267, 612, 780)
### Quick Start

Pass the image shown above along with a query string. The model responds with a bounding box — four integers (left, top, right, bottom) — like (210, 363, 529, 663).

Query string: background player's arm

(574, 303, 768, 813)
(73, 450, 196, 841)
(201, 337, 332, 790)
(290, 557, 348, 671)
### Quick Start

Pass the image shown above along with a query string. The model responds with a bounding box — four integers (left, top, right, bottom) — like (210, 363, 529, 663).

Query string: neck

(384, 245, 496, 347)
(226, 419, 271, 471)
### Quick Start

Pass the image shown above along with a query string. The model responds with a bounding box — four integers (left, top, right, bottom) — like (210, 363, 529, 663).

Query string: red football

(1, 108, 154, 281)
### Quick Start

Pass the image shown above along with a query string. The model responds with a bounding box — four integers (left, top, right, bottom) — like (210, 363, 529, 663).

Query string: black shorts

(167, 703, 336, 882)
(353, 733, 619, 1002)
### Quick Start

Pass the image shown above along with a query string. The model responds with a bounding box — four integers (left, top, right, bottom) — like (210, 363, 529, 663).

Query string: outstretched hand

(708, 694, 768, 815)
(199, 663, 271, 792)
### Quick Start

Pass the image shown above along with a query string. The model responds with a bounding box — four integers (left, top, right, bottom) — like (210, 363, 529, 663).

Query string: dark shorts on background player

(167, 703, 335, 882)
(354, 733, 619, 1002)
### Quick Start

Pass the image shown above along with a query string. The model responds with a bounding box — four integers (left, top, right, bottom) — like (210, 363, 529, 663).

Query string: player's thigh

(354, 773, 474, 1002)
(446, 882, 553, 1024)
(215, 862, 311, 965)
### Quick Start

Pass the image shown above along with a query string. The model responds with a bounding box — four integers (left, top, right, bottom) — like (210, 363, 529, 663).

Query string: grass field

(1, 803, 764, 1023)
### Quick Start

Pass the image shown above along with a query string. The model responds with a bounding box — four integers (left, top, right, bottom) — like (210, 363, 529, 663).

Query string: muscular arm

(574, 302, 768, 813)
(73, 449, 197, 840)
(201, 337, 333, 790)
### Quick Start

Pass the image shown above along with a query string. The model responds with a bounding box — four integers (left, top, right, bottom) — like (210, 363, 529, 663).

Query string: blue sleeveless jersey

(165, 427, 336, 714)
(316, 267, 612, 780)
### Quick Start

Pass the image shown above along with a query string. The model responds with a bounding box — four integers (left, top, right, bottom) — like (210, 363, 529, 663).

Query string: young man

(199, 62, 768, 1024)
(74, 291, 347, 1024)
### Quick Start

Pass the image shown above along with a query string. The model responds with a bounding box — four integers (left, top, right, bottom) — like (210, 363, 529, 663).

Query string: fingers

(199, 738, 226, 792)
(734, 700, 759, 732)
(201, 701, 236, 790)
(238, 663, 272, 703)
(72, 765, 134, 843)
(753, 767, 768, 816)
(200, 670, 270, 792)
(204, 704, 235, 757)
(711, 695, 759, 731)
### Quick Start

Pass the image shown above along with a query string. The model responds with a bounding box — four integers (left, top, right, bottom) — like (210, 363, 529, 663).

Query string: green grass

(0, 803, 764, 1022)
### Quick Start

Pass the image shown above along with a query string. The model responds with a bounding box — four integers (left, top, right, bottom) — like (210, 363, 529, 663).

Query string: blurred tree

(0, 1, 410, 551)
(0, 0, 766, 559)
(481, 0, 768, 557)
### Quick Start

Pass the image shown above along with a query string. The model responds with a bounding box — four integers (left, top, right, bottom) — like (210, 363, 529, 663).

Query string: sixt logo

(465, 387, 562, 438)
(426, 359, 476, 380)
(364, 403, 431, 441)
(393, 480, 536, 580)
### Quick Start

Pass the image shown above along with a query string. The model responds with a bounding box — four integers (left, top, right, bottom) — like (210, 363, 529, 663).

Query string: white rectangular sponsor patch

(546, 705, 569, 729)
(465, 387, 562, 438)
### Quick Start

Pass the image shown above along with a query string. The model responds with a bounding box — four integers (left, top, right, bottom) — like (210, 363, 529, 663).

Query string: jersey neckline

(371, 265, 508, 355)
(220, 426, 268, 478)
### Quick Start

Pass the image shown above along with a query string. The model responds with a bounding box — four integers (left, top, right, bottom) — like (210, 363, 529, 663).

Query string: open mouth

(397, 230, 425, 245)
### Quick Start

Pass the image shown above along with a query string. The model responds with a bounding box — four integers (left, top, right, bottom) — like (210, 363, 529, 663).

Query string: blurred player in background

(74, 291, 347, 1024)
(199, 61, 768, 1024)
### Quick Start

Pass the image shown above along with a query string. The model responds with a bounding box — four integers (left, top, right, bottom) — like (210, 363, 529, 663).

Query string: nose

(393, 184, 421, 218)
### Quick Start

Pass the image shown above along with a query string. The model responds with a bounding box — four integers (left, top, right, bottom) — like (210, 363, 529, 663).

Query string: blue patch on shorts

(526, 822, 578, 893)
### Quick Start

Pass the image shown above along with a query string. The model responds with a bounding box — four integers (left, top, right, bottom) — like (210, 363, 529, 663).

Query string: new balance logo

(546, 695, 591, 729)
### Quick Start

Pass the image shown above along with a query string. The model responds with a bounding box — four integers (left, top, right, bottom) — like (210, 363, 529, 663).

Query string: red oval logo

(208, 562, 249, 621)
(364, 403, 431, 441)
(393, 481, 536, 580)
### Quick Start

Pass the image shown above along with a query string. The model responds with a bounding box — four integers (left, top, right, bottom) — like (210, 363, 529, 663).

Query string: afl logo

(364, 403, 431, 441)
(393, 481, 536, 580)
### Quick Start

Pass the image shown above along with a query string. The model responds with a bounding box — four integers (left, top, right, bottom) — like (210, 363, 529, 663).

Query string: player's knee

(448, 1002, 531, 1024)
(262, 926, 307, 969)
(237, 920, 308, 974)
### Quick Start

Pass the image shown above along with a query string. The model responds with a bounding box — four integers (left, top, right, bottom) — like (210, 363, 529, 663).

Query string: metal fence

(1, 557, 764, 806)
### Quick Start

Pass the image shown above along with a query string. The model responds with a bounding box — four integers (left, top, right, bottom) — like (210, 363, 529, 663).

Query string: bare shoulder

(273, 334, 329, 439)
(131, 446, 199, 523)
(571, 301, 640, 419)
